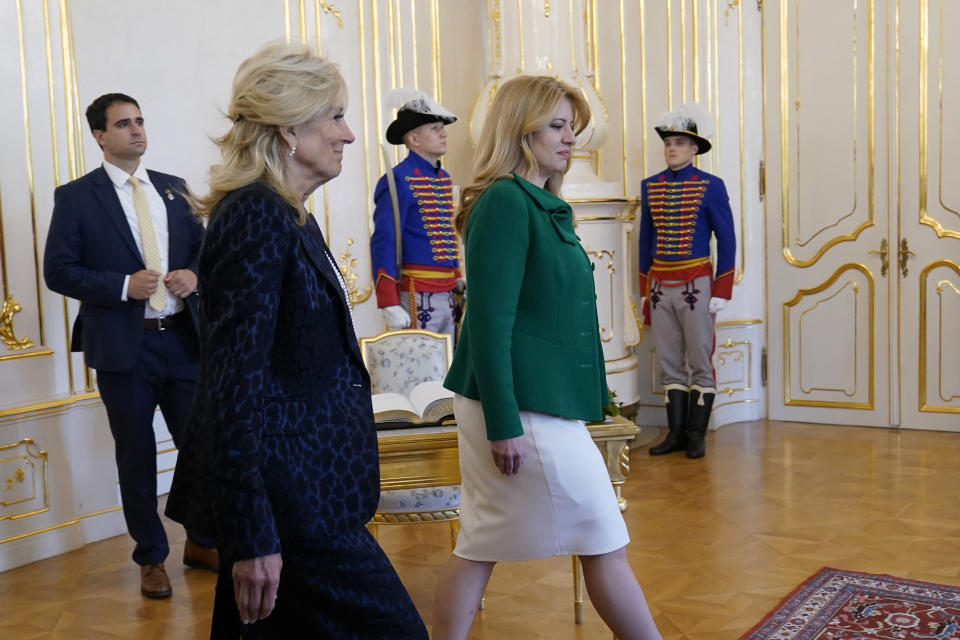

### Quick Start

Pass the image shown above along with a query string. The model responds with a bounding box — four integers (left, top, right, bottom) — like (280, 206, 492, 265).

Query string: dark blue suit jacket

(43, 166, 203, 371)
(165, 182, 380, 561)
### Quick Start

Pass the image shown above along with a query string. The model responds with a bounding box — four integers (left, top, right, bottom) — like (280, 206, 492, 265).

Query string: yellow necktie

(128, 176, 167, 311)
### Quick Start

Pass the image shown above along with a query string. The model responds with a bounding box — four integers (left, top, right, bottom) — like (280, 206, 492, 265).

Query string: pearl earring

(288, 146, 296, 157)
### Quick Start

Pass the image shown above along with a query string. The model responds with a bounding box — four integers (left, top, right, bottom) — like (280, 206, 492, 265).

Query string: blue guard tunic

(637, 163, 736, 301)
(370, 151, 460, 309)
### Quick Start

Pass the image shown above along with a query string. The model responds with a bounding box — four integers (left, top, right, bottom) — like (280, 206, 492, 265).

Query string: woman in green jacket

(433, 75, 662, 640)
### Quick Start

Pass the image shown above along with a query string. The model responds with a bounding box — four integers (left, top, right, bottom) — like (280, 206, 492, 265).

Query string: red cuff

(374, 271, 400, 307)
(638, 272, 650, 297)
(712, 269, 735, 299)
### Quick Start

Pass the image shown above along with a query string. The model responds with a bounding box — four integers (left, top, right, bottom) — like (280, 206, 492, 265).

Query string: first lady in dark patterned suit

(164, 42, 427, 639)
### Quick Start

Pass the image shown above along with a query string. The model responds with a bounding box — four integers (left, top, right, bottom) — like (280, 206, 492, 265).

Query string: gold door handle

(868, 238, 889, 277)
(899, 238, 916, 277)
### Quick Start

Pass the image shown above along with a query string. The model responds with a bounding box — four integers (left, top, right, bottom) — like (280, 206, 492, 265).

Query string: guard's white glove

(454, 277, 466, 292)
(708, 297, 728, 314)
(382, 305, 411, 330)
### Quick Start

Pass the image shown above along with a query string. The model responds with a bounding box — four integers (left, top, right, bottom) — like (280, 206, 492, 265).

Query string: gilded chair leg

(367, 521, 378, 541)
(573, 555, 584, 624)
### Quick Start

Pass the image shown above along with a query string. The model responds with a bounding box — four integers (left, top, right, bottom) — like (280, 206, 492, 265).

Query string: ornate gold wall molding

(0, 505, 121, 546)
(318, 1, 343, 27)
(0, 439, 48, 521)
(779, 0, 875, 268)
(585, 248, 616, 343)
(918, 259, 960, 413)
(716, 337, 752, 395)
(0, 391, 100, 423)
(783, 263, 875, 409)
(0, 295, 35, 351)
(918, 0, 960, 239)
(338, 238, 373, 307)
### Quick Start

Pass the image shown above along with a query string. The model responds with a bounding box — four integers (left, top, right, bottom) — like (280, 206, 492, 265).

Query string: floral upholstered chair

(359, 329, 461, 548)
(361, 328, 453, 397)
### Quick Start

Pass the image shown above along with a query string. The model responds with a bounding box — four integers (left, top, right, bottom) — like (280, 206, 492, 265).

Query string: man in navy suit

(43, 93, 215, 599)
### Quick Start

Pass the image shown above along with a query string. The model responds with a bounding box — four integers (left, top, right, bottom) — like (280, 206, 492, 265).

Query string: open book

(372, 380, 455, 426)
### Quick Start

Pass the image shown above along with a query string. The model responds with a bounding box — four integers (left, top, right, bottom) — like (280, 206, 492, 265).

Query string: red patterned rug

(741, 567, 960, 639)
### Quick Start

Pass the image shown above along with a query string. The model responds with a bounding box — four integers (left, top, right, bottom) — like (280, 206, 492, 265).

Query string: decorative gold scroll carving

(318, 1, 343, 27)
(0, 439, 48, 521)
(1, 295, 35, 351)
(725, 0, 742, 23)
(337, 238, 373, 308)
(585, 248, 616, 343)
(716, 338, 752, 395)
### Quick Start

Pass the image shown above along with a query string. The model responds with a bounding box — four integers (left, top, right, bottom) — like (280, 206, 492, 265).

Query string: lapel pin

(165, 189, 174, 201)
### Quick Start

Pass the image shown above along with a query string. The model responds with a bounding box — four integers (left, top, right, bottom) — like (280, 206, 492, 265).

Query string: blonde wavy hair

(190, 41, 347, 225)
(454, 75, 590, 238)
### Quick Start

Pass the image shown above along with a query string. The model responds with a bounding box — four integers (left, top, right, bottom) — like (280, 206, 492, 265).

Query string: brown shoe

(183, 538, 219, 573)
(140, 562, 172, 599)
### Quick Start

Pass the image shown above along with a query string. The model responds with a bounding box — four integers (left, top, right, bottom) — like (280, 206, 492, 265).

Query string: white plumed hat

(654, 102, 714, 154)
(384, 88, 457, 144)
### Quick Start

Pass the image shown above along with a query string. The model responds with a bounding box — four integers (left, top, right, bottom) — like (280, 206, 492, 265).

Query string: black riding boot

(649, 388, 689, 455)
(686, 388, 715, 459)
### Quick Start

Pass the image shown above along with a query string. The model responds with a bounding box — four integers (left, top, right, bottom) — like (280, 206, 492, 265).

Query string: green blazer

(444, 174, 608, 440)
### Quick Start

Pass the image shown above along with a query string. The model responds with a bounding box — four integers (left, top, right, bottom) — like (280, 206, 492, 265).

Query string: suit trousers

(97, 324, 200, 566)
(210, 527, 428, 639)
(650, 274, 717, 391)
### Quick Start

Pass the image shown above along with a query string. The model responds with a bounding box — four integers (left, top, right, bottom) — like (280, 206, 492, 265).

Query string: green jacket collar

(511, 173, 569, 212)
(511, 173, 578, 245)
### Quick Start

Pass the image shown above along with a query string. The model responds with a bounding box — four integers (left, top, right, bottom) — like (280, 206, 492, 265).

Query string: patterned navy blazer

(166, 182, 380, 561)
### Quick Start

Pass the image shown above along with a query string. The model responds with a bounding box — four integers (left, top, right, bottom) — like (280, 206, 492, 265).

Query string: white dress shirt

(102, 160, 182, 318)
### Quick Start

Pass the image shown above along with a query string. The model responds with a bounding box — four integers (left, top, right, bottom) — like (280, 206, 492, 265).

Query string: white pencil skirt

(452, 394, 630, 562)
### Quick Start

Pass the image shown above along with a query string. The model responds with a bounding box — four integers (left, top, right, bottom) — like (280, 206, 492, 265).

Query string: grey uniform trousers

(400, 288, 456, 337)
(650, 274, 717, 393)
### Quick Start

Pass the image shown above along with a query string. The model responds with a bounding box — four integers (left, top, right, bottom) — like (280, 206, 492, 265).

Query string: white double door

(764, 0, 960, 430)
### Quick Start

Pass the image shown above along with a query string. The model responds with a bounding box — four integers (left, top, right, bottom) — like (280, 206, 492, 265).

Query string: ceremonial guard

(371, 89, 461, 336)
(639, 103, 736, 459)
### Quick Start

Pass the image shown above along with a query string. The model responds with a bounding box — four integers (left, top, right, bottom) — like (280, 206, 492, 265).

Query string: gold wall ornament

(318, 1, 343, 27)
(544, 1, 551, 17)
(0, 295, 35, 351)
(0, 439, 48, 520)
(585, 248, 616, 343)
(725, 0, 742, 23)
(337, 238, 373, 308)
(716, 338, 753, 395)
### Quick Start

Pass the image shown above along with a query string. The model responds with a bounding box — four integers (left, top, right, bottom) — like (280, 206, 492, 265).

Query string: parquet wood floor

(3, 419, 959, 639)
